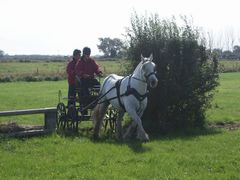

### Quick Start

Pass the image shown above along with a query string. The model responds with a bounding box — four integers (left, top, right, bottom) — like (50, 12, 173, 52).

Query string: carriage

(56, 82, 117, 132)
(56, 54, 158, 141)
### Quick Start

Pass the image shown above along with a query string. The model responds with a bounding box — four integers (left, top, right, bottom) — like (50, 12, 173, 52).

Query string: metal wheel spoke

(56, 102, 67, 131)
(103, 106, 118, 133)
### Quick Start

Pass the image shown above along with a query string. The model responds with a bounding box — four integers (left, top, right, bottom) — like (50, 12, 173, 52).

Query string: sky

(0, 0, 240, 55)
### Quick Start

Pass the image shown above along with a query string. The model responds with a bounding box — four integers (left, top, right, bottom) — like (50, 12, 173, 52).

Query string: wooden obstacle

(0, 107, 57, 137)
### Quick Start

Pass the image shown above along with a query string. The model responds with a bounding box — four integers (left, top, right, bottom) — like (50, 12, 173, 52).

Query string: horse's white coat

(92, 54, 158, 141)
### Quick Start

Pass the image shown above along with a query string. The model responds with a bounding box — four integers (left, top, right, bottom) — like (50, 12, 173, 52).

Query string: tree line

(0, 52, 67, 61)
(0, 37, 128, 61)
(212, 45, 240, 60)
(1, 38, 240, 61)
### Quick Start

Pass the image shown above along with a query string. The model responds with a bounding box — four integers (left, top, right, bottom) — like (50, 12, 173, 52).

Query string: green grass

(0, 81, 67, 125)
(0, 61, 66, 75)
(0, 69, 240, 178)
(0, 60, 129, 81)
(207, 72, 240, 123)
(0, 129, 240, 179)
(0, 72, 240, 125)
(219, 60, 240, 72)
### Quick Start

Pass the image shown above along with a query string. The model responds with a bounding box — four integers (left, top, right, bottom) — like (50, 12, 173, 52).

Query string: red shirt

(66, 58, 78, 85)
(75, 57, 102, 78)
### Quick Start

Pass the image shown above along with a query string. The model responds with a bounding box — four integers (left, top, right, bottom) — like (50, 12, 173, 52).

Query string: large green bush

(126, 14, 219, 133)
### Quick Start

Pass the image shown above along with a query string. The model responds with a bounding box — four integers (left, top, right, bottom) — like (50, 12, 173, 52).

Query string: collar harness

(115, 71, 156, 111)
(92, 70, 156, 112)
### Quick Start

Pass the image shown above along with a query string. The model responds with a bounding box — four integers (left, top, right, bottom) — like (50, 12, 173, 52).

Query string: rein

(79, 85, 116, 113)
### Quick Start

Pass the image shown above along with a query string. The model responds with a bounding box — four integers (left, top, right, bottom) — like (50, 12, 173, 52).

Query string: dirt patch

(208, 122, 240, 130)
(0, 122, 43, 133)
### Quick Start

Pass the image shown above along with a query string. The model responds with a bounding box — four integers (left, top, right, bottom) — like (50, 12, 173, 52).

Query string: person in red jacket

(75, 47, 102, 100)
(66, 49, 81, 107)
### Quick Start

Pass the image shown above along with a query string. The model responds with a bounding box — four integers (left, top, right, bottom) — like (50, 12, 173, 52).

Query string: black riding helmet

(83, 47, 91, 56)
(73, 49, 81, 56)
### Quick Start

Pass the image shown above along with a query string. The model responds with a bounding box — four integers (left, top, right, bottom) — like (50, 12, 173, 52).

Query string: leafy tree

(0, 50, 4, 59)
(212, 48, 223, 58)
(233, 45, 240, 59)
(126, 14, 219, 133)
(97, 37, 126, 58)
(222, 50, 234, 59)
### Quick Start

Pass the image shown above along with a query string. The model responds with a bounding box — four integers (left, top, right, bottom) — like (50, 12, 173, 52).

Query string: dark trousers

(76, 78, 100, 115)
(80, 78, 100, 97)
(68, 84, 76, 107)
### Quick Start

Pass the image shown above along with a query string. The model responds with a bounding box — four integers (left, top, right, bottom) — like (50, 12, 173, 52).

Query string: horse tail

(92, 74, 118, 139)
(92, 101, 108, 139)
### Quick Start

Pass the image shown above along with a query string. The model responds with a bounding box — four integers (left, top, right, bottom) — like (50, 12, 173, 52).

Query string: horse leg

(115, 111, 124, 141)
(92, 103, 108, 139)
(134, 110, 149, 141)
(124, 110, 149, 141)
(123, 121, 137, 140)
(123, 108, 145, 140)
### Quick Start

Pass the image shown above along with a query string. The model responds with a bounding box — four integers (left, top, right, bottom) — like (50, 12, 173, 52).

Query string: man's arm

(92, 60, 102, 76)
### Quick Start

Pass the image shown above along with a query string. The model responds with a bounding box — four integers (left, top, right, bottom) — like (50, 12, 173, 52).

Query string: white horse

(92, 54, 158, 141)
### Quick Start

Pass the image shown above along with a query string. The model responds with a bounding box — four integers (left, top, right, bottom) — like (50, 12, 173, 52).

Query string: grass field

(0, 61, 65, 74)
(0, 72, 239, 125)
(1, 62, 240, 179)
(219, 60, 240, 72)
(207, 72, 240, 123)
(0, 81, 67, 125)
(0, 60, 129, 82)
(0, 128, 240, 179)
(0, 59, 239, 75)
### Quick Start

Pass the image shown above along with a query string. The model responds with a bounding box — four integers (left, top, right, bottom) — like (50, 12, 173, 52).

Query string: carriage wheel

(66, 105, 79, 131)
(56, 102, 67, 130)
(67, 117, 79, 131)
(103, 106, 118, 132)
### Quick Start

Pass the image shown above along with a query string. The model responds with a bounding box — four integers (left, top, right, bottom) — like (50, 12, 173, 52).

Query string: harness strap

(97, 75, 149, 110)
(115, 78, 126, 111)
(145, 71, 156, 79)
(125, 87, 149, 102)
(126, 74, 148, 102)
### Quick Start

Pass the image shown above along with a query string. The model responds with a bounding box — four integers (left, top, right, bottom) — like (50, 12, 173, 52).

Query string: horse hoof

(137, 133, 149, 142)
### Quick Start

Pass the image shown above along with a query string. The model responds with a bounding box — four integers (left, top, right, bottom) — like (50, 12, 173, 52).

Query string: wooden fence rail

(0, 107, 57, 131)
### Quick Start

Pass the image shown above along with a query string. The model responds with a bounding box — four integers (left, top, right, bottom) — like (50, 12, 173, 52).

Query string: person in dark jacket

(75, 47, 102, 111)
(66, 49, 81, 107)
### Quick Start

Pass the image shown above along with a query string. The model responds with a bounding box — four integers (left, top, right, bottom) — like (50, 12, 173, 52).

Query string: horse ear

(141, 54, 144, 62)
(149, 53, 153, 61)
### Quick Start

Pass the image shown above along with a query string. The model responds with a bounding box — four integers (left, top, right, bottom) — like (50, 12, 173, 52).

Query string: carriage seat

(89, 85, 101, 93)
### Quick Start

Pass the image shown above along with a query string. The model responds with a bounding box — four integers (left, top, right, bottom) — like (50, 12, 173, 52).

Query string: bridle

(131, 65, 157, 85)
(144, 71, 157, 82)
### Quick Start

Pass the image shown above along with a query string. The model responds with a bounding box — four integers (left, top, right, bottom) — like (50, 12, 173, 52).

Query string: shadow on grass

(125, 140, 152, 153)
(91, 138, 152, 154)
(149, 127, 223, 141)
(56, 128, 152, 153)
(58, 126, 223, 153)
(0, 126, 224, 153)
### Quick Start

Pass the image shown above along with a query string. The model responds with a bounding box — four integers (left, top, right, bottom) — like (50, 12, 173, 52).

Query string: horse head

(140, 54, 158, 88)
